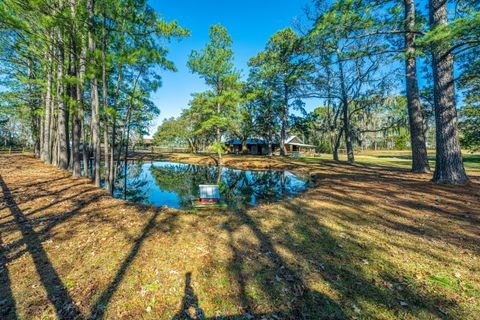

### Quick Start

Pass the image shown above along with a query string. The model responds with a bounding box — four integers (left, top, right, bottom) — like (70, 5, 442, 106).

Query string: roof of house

(285, 136, 296, 144)
(226, 138, 268, 145)
(287, 142, 316, 148)
(286, 136, 316, 147)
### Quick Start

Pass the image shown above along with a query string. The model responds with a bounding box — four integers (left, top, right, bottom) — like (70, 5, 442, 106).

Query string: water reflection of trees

(149, 163, 310, 209)
(150, 163, 219, 208)
(115, 161, 150, 203)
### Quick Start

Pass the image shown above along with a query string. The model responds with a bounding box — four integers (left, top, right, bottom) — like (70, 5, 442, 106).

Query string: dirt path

(0, 154, 479, 319)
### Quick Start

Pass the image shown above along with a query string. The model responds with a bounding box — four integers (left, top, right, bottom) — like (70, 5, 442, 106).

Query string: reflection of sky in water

(114, 161, 312, 210)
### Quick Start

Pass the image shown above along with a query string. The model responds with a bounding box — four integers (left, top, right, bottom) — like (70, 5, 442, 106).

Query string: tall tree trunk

(69, 61, 80, 175)
(72, 54, 81, 177)
(216, 101, 223, 165)
(108, 17, 127, 194)
(52, 117, 59, 166)
(241, 138, 248, 154)
(187, 139, 195, 153)
(280, 87, 288, 156)
(404, 0, 430, 173)
(57, 28, 69, 169)
(72, 115, 81, 176)
(42, 43, 53, 162)
(67, 46, 74, 171)
(267, 127, 273, 156)
(333, 125, 343, 162)
(337, 53, 354, 163)
(113, 69, 141, 193)
(78, 34, 89, 177)
(102, 10, 110, 190)
(88, 0, 101, 186)
(48, 92, 56, 164)
(107, 67, 123, 193)
(429, 0, 469, 184)
(123, 121, 132, 200)
(67, 0, 81, 176)
(81, 120, 89, 176)
(326, 65, 337, 159)
(27, 60, 40, 157)
(40, 109, 44, 156)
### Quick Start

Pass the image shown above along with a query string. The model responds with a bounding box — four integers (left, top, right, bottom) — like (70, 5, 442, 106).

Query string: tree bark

(337, 53, 354, 163)
(27, 60, 41, 157)
(241, 138, 248, 154)
(267, 128, 273, 156)
(48, 91, 56, 164)
(72, 57, 81, 177)
(77, 34, 89, 177)
(102, 10, 110, 189)
(429, 0, 469, 184)
(280, 86, 288, 156)
(52, 117, 59, 166)
(57, 28, 69, 170)
(333, 124, 343, 162)
(88, 0, 101, 186)
(325, 65, 337, 159)
(66, 0, 81, 176)
(42, 43, 53, 163)
(108, 16, 127, 194)
(216, 101, 223, 165)
(404, 0, 430, 173)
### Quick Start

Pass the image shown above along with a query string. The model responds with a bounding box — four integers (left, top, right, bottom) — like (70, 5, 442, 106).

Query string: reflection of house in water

(225, 135, 316, 155)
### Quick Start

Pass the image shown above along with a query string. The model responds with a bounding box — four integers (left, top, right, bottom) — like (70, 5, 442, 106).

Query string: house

(225, 135, 316, 155)
(143, 138, 154, 146)
(283, 135, 317, 155)
(226, 138, 269, 155)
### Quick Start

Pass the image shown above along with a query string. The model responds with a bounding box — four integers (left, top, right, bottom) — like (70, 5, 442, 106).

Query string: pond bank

(1, 154, 479, 319)
(127, 152, 319, 172)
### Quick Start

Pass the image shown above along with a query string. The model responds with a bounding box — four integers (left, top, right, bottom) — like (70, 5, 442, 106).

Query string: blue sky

(147, 0, 313, 136)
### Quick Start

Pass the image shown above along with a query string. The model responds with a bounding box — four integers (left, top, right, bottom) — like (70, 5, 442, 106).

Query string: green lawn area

(305, 150, 480, 175)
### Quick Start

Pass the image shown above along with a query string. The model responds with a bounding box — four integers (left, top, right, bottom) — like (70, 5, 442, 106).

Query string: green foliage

(249, 28, 311, 111)
(0, 0, 189, 148)
(458, 30, 480, 152)
(187, 24, 242, 156)
(394, 132, 410, 150)
(188, 24, 237, 88)
(460, 105, 480, 152)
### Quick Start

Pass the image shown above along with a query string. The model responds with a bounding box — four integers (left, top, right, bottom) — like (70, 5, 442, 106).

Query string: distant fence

(134, 146, 191, 154)
(0, 147, 32, 154)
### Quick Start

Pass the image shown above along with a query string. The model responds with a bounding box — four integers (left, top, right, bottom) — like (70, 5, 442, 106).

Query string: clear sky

(146, 0, 313, 136)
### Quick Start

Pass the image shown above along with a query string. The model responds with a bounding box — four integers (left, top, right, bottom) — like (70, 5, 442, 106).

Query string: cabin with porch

(225, 135, 316, 156)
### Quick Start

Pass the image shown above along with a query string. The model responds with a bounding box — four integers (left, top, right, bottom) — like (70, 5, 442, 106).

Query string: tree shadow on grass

(199, 200, 463, 319)
(223, 208, 348, 319)
(212, 160, 477, 319)
(0, 175, 82, 319)
(281, 199, 458, 319)
(0, 236, 17, 319)
(88, 208, 183, 319)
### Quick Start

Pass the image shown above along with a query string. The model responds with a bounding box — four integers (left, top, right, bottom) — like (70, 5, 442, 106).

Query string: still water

(114, 161, 312, 210)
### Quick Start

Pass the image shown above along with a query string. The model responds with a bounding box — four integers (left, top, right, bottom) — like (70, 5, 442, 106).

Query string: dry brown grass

(0, 154, 479, 319)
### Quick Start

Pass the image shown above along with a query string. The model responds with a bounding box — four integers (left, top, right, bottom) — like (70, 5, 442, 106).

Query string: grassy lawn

(306, 150, 480, 175)
(0, 153, 479, 319)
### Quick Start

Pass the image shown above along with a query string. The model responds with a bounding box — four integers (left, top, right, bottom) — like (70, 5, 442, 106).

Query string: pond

(113, 161, 313, 210)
